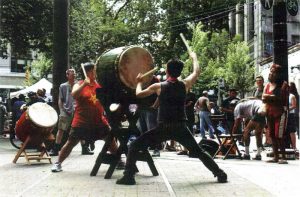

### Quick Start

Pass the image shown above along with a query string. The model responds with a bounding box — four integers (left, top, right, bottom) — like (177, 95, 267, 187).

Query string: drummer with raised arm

(116, 50, 227, 185)
(51, 62, 117, 172)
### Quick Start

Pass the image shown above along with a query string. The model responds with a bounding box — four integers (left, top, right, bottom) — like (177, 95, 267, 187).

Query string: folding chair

(210, 114, 242, 160)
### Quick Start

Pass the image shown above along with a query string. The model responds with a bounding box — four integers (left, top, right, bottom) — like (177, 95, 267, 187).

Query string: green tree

(183, 23, 253, 97)
(159, 0, 241, 62)
(23, 53, 52, 86)
(0, 0, 53, 58)
(30, 53, 52, 81)
(68, 0, 242, 68)
(224, 40, 254, 97)
(69, 0, 163, 68)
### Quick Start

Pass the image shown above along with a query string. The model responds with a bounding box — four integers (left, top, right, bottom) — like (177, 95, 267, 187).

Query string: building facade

(235, 0, 300, 90)
(0, 45, 36, 102)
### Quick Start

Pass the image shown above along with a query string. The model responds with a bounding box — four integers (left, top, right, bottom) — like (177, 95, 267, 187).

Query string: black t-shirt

(221, 97, 239, 121)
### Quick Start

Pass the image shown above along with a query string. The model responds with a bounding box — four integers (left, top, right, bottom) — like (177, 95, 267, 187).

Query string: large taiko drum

(15, 102, 58, 146)
(96, 46, 154, 105)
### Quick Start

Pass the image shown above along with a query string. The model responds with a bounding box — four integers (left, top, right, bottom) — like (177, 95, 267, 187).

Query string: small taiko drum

(16, 102, 58, 146)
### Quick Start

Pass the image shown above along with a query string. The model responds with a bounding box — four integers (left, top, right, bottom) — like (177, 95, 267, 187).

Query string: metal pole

(273, 0, 288, 82)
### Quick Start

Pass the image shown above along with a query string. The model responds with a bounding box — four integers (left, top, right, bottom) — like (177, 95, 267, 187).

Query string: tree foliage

(69, 0, 164, 68)
(224, 40, 254, 97)
(30, 53, 52, 81)
(183, 23, 254, 97)
(1, 0, 253, 97)
(68, 0, 241, 69)
(24, 53, 52, 86)
(0, 0, 53, 58)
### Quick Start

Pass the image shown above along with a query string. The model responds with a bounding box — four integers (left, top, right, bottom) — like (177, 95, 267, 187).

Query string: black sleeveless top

(158, 80, 187, 123)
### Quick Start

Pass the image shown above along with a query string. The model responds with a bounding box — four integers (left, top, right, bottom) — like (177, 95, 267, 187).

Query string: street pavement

(0, 135, 299, 197)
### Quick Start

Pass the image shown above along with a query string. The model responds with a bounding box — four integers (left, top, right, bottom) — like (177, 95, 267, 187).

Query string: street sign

(261, 0, 273, 10)
(287, 0, 298, 16)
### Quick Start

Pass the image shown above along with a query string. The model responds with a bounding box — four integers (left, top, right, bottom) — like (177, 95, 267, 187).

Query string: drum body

(15, 102, 58, 146)
(96, 46, 154, 106)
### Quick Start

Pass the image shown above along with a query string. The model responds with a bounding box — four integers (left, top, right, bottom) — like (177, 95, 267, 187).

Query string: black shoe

(254, 155, 262, 160)
(215, 169, 227, 183)
(82, 146, 94, 155)
(177, 150, 188, 155)
(116, 175, 136, 185)
(49, 149, 59, 156)
(242, 154, 251, 160)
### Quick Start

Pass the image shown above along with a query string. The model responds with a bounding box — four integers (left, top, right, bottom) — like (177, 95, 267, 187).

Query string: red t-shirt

(71, 80, 109, 129)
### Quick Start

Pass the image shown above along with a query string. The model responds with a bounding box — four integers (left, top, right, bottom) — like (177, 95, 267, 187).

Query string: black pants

(124, 121, 221, 176)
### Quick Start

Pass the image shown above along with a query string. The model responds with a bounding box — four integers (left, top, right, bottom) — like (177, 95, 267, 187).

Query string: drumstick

(140, 67, 158, 78)
(180, 33, 192, 54)
(95, 56, 101, 66)
(81, 63, 87, 79)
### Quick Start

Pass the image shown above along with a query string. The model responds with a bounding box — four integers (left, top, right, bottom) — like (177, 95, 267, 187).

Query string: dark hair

(18, 94, 25, 100)
(255, 75, 264, 81)
(166, 58, 184, 78)
(290, 82, 299, 98)
(270, 63, 284, 85)
(82, 62, 95, 72)
(27, 91, 36, 97)
(290, 82, 299, 112)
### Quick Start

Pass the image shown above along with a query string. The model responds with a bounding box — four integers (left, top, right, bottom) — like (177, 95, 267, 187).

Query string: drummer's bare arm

(183, 51, 200, 91)
(71, 78, 90, 99)
(136, 73, 161, 98)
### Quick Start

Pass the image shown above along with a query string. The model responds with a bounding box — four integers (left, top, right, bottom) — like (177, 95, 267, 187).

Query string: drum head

(118, 46, 154, 89)
(28, 102, 58, 128)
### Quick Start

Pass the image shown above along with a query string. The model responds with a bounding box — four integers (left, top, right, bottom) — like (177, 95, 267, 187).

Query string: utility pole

(273, 0, 288, 82)
(53, 0, 69, 112)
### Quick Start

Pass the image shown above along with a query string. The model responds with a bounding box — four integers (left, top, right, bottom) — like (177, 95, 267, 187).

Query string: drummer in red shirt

(52, 62, 117, 172)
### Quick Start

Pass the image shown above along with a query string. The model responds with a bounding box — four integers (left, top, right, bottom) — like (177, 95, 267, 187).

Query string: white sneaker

(51, 162, 62, 172)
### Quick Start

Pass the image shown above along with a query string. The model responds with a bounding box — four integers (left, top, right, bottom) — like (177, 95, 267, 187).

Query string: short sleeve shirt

(59, 81, 75, 117)
(234, 99, 263, 119)
(71, 80, 108, 129)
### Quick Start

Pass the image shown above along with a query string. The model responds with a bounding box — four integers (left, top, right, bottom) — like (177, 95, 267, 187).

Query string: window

(10, 57, 27, 73)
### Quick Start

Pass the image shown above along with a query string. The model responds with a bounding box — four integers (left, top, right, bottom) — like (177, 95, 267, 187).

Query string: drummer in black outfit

(116, 51, 227, 185)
